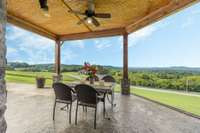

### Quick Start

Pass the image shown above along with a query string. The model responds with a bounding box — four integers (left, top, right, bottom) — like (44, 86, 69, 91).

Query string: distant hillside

(6, 62, 119, 73)
(128, 67, 200, 74)
(7, 62, 83, 72)
(6, 62, 200, 73)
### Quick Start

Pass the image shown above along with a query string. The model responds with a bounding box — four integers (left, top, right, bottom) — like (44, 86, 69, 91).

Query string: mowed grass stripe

(133, 88, 200, 116)
(6, 71, 79, 86)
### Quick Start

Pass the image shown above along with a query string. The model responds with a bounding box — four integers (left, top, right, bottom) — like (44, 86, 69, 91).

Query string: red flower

(83, 62, 91, 70)
(82, 62, 97, 78)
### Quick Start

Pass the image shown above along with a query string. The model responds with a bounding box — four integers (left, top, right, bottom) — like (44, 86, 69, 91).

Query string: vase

(36, 77, 46, 88)
(89, 77, 94, 84)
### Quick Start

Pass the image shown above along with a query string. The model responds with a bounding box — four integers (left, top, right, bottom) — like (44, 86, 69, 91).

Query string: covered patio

(6, 83, 200, 133)
(0, 0, 200, 132)
(6, 0, 200, 95)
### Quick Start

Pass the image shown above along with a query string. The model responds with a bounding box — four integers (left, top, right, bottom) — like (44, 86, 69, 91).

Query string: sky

(6, 3, 200, 67)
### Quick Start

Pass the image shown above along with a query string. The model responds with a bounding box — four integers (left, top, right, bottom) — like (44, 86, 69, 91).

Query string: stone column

(0, 0, 7, 132)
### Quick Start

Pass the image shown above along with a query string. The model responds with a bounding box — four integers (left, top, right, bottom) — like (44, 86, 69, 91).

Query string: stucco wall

(0, 0, 7, 132)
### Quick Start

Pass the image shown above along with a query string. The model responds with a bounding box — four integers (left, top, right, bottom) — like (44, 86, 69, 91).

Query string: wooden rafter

(126, 0, 200, 33)
(6, 0, 200, 41)
(7, 12, 57, 40)
(59, 27, 126, 41)
(60, 0, 92, 32)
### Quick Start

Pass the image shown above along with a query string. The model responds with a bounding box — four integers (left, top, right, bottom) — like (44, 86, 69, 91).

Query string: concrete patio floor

(5, 83, 200, 133)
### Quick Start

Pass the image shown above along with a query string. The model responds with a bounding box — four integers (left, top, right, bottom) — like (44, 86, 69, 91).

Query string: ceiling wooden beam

(58, 28, 126, 41)
(7, 12, 57, 40)
(60, 0, 92, 32)
(126, 0, 200, 34)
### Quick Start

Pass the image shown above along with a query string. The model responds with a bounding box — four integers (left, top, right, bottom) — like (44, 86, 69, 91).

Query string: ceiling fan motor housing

(39, 0, 48, 11)
(85, 10, 95, 17)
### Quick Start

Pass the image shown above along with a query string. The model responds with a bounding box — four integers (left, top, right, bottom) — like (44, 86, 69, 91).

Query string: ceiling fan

(68, 0, 111, 27)
(39, 0, 48, 11)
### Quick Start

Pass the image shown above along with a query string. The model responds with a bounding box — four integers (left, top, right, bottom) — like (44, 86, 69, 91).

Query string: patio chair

(52, 82, 76, 124)
(101, 75, 116, 83)
(102, 75, 115, 95)
(85, 75, 99, 81)
(102, 75, 116, 107)
(75, 84, 105, 129)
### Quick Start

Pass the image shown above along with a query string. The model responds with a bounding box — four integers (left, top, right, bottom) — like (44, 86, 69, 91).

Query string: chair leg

(103, 93, 106, 118)
(94, 106, 97, 129)
(69, 103, 72, 124)
(75, 101, 79, 125)
(83, 106, 85, 112)
(103, 100, 106, 118)
(53, 100, 57, 121)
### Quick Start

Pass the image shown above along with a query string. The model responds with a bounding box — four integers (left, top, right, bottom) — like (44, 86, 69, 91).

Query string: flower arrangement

(83, 62, 97, 79)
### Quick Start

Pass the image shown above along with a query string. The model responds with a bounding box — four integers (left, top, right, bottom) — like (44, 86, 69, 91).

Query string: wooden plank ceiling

(7, 0, 199, 40)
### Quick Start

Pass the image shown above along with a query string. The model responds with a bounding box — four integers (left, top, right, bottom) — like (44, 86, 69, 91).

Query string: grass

(6, 70, 200, 116)
(132, 88, 200, 116)
(6, 70, 85, 86)
(114, 85, 200, 116)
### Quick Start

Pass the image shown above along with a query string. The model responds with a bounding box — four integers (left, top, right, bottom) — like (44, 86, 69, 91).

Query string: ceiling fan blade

(91, 17, 100, 27)
(68, 10, 85, 15)
(94, 13, 111, 18)
(77, 17, 88, 25)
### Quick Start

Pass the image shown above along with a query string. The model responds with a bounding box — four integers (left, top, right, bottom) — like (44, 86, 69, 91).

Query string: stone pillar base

(52, 74, 63, 83)
(0, 0, 7, 131)
(121, 78, 130, 95)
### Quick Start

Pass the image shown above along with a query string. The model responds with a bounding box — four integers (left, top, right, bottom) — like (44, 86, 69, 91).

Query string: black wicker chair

(101, 75, 116, 83)
(102, 75, 115, 94)
(52, 82, 76, 124)
(75, 84, 105, 129)
(101, 75, 116, 107)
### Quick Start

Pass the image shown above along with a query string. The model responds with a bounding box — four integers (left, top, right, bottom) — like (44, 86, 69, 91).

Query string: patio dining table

(66, 81, 116, 108)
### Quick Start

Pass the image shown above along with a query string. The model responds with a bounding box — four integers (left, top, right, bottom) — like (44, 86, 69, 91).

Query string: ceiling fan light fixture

(67, 0, 111, 27)
(87, 17, 92, 24)
(44, 12, 51, 17)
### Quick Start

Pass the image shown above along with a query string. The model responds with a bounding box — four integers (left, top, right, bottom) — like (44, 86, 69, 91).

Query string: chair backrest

(85, 75, 99, 81)
(52, 83, 73, 101)
(75, 84, 98, 105)
(102, 75, 116, 83)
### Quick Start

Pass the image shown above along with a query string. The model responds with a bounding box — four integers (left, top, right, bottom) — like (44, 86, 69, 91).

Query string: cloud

(181, 17, 194, 29)
(129, 25, 157, 47)
(127, 18, 174, 48)
(191, 10, 200, 15)
(6, 47, 21, 61)
(7, 47, 17, 54)
(61, 49, 77, 62)
(6, 25, 55, 64)
(94, 39, 112, 50)
(68, 40, 85, 49)
(180, 6, 199, 29)
(6, 26, 27, 41)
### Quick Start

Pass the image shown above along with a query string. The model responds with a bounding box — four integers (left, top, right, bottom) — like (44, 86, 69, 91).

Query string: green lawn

(132, 88, 200, 116)
(6, 70, 85, 86)
(6, 70, 200, 116)
(114, 85, 200, 116)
